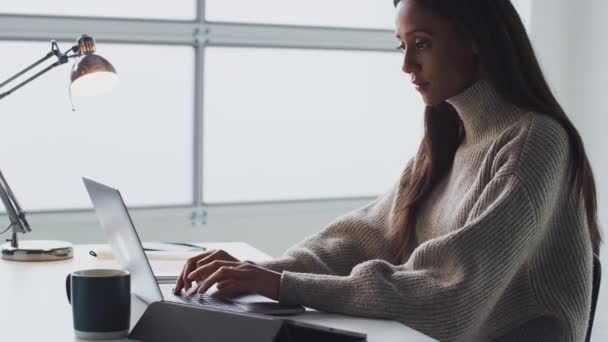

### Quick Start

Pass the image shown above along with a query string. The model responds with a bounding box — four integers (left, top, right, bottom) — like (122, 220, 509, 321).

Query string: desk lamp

(0, 35, 117, 261)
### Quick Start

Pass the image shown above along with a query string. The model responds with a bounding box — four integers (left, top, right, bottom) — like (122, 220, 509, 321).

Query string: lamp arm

(0, 42, 79, 101)
(0, 61, 63, 100)
(0, 173, 30, 251)
(0, 51, 56, 89)
(0, 177, 19, 227)
(0, 170, 28, 222)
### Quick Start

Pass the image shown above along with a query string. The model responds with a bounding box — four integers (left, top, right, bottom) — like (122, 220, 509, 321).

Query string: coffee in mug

(66, 269, 130, 340)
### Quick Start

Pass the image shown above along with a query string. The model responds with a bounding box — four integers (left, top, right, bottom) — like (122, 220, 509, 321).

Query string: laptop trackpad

(238, 302, 305, 315)
(230, 293, 306, 315)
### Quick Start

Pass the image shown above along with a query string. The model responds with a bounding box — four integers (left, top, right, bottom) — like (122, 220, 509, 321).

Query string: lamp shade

(70, 54, 118, 96)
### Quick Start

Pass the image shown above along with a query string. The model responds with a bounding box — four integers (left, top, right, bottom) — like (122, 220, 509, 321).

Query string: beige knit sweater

(258, 79, 594, 341)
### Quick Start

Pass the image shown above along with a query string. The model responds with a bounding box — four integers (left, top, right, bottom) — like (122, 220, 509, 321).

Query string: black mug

(66, 269, 131, 340)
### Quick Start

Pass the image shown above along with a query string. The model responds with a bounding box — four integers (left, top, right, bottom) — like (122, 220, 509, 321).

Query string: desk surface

(0, 242, 434, 341)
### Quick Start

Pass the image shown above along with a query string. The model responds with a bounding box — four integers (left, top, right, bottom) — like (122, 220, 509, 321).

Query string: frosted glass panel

(0, 42, 194, 210)
(203, 47, 424, 203)
(206, 0, 396, 29)
(0, 0, 196, 20)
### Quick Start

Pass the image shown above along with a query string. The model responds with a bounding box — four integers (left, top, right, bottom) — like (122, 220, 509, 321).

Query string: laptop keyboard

(166, 289, 246, 313)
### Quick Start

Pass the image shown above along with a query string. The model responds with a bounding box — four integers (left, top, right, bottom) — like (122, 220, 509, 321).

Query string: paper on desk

(89, 247, 197, 278)
(90, 248, 200, 261)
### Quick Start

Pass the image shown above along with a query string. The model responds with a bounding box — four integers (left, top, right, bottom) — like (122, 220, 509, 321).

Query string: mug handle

(65, 274, 71, 304)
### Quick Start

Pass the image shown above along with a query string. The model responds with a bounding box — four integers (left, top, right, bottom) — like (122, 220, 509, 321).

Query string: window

(203, 47, 423, 203)
(0, 0, 197, 20)
(0, 1, 423, 212)
(206, 0, 396, 29)
(0, 42, 194, 210)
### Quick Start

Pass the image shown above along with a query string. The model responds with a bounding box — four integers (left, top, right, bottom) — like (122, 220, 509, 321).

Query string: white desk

(0, 243, 435, 341)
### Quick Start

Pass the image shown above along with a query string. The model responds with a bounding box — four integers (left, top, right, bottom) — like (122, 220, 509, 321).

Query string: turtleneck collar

(446, 78, 527, 146)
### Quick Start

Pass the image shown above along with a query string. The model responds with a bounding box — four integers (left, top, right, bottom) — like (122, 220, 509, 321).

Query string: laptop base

(130, 301, 366, 342)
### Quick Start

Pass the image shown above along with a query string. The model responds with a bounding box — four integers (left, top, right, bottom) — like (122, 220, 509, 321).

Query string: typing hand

(185, 262, 281, 301)
(174, 249, 241, 294)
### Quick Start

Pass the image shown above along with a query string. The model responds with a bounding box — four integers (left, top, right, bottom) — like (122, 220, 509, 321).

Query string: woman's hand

(174, 249, 241, 294)
(186, 262, 282, 300)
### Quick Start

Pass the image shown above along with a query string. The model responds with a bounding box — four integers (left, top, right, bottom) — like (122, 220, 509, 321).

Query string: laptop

(83, 177, 305, 315)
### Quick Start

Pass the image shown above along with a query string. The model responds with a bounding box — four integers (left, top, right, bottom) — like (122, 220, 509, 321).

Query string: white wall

(529, 0, 570, 110)
(566, 2, 608, 340)
(529, 0, 608, 339)
(567, 1, 608, 230)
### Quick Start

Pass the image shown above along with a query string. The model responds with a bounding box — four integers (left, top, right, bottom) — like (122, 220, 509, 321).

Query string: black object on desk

(130, 301, 367, 342)
(66, 269, 131, 339)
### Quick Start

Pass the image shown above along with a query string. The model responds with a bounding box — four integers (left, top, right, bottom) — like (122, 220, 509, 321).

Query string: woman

(174, 0, 601, 340)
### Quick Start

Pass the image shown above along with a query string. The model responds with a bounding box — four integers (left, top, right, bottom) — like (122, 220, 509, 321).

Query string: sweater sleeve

(257, 182, 400, 276)
(276, 128, 572, 341)
(257, 159, 414, 276)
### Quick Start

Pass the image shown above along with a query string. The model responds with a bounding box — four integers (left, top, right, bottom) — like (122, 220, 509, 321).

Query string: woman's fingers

(196, 250, 238, 267)
(214, 266, 253, 290)
(212, 281, 247, 299)
(183, 265, 281, 301)
(174, 250, 214, 293)
(187, 260, 242, 282)
(179, 259, 199, 291)
(174, 249, 240, 294)
(216, 279, 235, 290)
(193, 266, 248, 296)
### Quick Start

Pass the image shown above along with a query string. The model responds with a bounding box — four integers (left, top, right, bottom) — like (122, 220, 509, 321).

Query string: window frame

(0, 0, 398, 215)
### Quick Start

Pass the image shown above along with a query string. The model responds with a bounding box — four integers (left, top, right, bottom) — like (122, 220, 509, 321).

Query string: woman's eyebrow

(396, 28, 433, 39)
(406, 28, 432, 37)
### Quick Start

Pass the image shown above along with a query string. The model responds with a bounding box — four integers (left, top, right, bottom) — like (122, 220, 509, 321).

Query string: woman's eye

(396, 40, 430, 52)
(415, 40, 430, 49)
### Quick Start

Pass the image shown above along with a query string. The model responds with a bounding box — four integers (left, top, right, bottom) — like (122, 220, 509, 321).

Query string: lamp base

(1, 240, 74, 261)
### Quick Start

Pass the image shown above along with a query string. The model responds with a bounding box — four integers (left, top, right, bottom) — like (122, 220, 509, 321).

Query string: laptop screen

(83, 177, 164, 304)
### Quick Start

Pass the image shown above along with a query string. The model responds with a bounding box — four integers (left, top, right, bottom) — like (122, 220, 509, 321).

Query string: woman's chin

(420, 92, 450, 107)
(421, 95, 440, 107)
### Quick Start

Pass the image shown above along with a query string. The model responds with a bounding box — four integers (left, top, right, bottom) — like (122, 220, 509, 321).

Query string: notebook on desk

(141, 242, 203, 283)
(88, 245, 195, 283)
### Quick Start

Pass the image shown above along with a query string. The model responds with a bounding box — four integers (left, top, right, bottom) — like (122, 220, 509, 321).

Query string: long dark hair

(392, 0, 601, 262)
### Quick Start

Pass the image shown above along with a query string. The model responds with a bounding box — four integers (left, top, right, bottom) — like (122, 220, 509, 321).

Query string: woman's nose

(401, 49, 419, 74)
